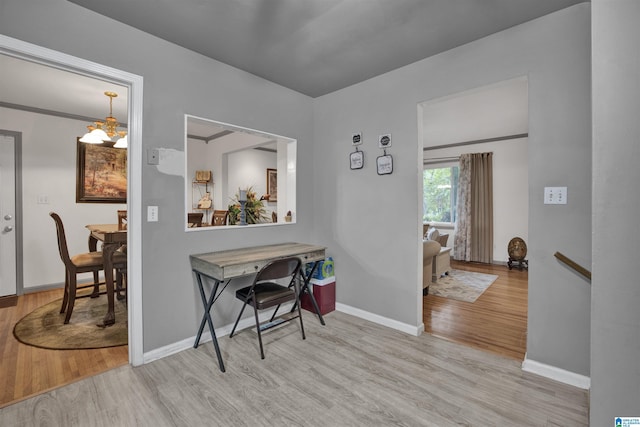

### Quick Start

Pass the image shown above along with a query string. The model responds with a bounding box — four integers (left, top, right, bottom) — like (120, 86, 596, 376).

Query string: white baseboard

(335, 302, 423, 336)
(521, 356, 591, 390)
(143, 303, 294, 364)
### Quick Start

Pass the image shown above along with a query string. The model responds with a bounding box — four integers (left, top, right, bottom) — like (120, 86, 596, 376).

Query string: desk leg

(294, 262, 326, 326)
(193, 273, 225, 373)
(100, 242, 117, 327)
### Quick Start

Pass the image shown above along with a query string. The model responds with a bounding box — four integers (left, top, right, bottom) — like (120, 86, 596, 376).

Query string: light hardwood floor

(0, 288, 128, 408)
(424, 260, 528, 360)
(0, 310, 588, 426)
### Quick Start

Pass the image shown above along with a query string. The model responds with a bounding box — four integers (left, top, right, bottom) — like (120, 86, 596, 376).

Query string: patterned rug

(429, 269, 498, 302)
(13, 294, 128, 350)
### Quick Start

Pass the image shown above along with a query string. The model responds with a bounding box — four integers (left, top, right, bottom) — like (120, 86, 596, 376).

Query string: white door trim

(0, 35, 144, 366)
(0, 134, 17, 297)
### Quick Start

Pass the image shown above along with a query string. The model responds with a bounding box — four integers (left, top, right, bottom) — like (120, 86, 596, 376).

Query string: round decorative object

(508, 237, 527, 260)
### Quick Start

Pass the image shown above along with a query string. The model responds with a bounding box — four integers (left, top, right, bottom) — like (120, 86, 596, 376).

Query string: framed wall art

(266, 168, 277, 202)
(76, 139, 127, 203)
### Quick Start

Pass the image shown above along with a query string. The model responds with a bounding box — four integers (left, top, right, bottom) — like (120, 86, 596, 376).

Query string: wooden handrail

(554, 252, 591, 281)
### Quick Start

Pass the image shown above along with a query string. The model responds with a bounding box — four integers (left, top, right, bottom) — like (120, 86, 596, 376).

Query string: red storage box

(301, 277, 335, 315)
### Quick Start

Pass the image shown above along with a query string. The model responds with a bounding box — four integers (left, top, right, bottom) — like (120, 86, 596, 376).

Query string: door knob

(4, 226, 14, 232)
(3, 214, 12, 220)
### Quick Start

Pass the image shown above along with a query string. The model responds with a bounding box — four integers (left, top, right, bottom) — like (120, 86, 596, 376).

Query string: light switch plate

(147, 206, 158, 222)
(544, 187, 567, 204)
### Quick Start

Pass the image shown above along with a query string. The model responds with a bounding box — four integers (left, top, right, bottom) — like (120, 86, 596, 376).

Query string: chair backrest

(255, 257, 302, 285)
(117, 210, 128, 230)
(188, 212, 204, 227)
(49, 212, 72, 268)
(212, 210, 228, 226)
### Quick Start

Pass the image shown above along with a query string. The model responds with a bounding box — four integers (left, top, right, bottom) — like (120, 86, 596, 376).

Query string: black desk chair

(229, 257, 305, 359)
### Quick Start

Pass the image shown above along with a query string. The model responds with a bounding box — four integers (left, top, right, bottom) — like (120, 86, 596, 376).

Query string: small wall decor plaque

(378, 133, 392, 149)
(350, 150, 364, 170)
(376, 154, 393, 175)
(352, 132, 363, 146)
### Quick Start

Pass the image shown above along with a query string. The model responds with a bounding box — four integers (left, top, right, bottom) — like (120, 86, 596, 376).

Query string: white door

(0, 135, 17, 297)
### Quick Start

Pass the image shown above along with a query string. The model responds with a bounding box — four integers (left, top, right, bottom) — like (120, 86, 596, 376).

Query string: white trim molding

(336, 303, 424, 336)
(522, 356, 591, 390)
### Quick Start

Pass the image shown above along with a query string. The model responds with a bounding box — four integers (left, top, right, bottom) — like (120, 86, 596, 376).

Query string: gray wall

(312, 4, 592, 375)
(591, 0, 640, 424)
(0, 0, 314, 351)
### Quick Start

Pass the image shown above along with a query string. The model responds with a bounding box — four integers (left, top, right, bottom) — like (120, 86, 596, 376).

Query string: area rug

(13, 294, 127, 350)
(429, 269, 498, 303)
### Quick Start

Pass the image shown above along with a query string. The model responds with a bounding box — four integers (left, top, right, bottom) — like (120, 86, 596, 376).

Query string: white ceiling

(1, 1, 584, 135)
(0, 54, 128, 125)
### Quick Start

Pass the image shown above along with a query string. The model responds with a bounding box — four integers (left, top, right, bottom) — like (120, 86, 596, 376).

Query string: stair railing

(554, 252, 591, 281)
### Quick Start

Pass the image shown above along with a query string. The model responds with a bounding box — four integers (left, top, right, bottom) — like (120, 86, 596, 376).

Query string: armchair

(423, 239, 441, 295)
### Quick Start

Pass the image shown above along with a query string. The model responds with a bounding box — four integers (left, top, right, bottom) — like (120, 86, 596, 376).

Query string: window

(423, 165, 459, 224)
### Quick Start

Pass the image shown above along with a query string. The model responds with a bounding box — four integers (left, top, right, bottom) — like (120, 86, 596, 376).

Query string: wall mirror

(185, 115, 297, 230)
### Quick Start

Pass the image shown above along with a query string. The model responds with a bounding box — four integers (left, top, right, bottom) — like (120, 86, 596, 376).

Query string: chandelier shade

(80, 91, 127, 147)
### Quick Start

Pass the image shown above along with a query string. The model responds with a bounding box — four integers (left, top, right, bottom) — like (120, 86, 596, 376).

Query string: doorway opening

(418, 76, 529, 360)
(0, 35, 143, 406)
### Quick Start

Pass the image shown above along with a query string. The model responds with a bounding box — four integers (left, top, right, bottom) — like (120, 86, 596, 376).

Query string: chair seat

(70, 251, 127, 269)
(70, 251, 105, 269)
(236, 282, 295, 307)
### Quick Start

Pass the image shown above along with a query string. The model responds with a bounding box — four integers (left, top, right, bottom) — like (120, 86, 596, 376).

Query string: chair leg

(229, 300, 248, 338)
(90, 270, 100, 298)
(116, 270, 127, 301)
(253, 305, 265, 359)
(60, 270, 70, 314)
(64, 274, 77, 324)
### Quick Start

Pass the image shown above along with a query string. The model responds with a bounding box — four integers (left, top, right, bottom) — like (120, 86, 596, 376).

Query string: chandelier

(80, 91, 128, 148)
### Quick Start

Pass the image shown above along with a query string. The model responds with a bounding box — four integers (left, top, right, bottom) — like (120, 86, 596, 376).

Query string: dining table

(86, 223, 127, 327)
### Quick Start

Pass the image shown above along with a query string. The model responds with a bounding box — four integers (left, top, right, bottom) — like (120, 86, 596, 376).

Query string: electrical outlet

(147, 206, 158, 222)
(544, 187, 567, 204)
(37, 195, 49, 204)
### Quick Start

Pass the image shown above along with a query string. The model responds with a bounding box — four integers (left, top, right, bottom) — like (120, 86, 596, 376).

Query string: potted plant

(227, 186, 268, 225)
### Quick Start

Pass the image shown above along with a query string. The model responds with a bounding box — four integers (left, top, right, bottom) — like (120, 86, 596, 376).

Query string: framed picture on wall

(76, 139, 127, 203)
(266, 168, 277, 202)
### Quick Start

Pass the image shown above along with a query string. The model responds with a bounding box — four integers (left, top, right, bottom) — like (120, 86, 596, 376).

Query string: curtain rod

(423, 156, 459, 165)
(423, 133, 528, 151)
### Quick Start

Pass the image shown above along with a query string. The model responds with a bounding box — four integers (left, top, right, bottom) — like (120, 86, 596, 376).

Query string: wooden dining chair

(50, 212, 127, 324)
(117, 210, 128, 230)
(229, 257, 305, 359)
(211, 210, 229, 226)
(187, 212, 204, 227)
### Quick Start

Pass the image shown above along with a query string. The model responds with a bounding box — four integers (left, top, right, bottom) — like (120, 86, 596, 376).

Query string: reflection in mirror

(185, 115, 297, 229)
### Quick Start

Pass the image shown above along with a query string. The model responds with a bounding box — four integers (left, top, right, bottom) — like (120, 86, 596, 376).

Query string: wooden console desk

(190, 242, 327, 372)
